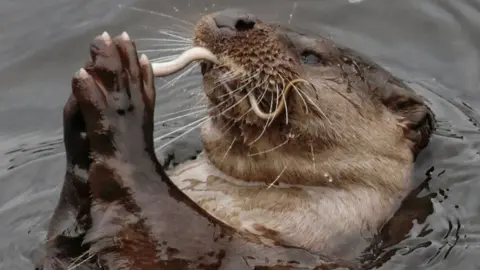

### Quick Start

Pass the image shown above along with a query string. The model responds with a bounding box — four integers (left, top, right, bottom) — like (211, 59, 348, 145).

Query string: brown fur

(193, 12, 435, 193)
(41, 30, 358, 270)
(41, 10, 436, 270)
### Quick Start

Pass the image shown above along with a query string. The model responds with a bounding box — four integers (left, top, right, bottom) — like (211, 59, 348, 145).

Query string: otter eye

(301, 51, 322, 65)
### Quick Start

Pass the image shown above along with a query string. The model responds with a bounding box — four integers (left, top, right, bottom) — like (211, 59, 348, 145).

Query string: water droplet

(324, 172, 333, 182)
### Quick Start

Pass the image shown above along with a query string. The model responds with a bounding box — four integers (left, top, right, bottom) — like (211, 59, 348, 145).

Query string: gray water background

(1, 0, 480, 269)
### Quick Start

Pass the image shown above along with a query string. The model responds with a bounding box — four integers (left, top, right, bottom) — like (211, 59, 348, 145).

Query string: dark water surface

(1, 0, 479, 269)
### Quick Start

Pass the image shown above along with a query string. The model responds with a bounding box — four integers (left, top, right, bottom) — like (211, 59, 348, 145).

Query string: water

(0, 0, 479, 269)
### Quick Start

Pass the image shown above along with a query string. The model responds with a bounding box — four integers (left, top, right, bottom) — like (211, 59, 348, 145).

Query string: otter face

(193, 9, 435, 187)
(194, 10, 383, 139)
(194, 10, 311, 127)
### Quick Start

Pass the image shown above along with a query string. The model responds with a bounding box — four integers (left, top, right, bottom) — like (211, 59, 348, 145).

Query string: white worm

(151, 47, 219, 76)
(247, 79, 304, 120)
(151, 47, 294, 121)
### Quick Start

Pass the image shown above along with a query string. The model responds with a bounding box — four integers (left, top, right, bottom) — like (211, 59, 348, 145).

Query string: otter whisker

(279, 73, 308, 115)
(215, 118, 236, 138)
(156, 117, 210, 151)
(277, 75, 286, 125)
(310, 143, 316, 173)
(158, 30, 192, 42)
(208, 78, 247, 105)
(134, 38, 192, 44)
(249, 136, 290, 156)
(203, 90, 242, 117)
(146, 43, 192, 49)
(214, 70, 240, 85)
(138, 47, 192, 53)
(136, 42, 191, 52)
(67, 251, 96, 270)
(157, 105, 207, 119)
(218, 84, 251, 115)
(211, 56, 258, 83)
(248, 78, 307, 121)
(209, 61, 239, 81)
(118, 5, 195, 26)
(264, 81, 278, 128)
(214, 70, 259, 95)
(237, 107, 254, 122)
(293, 85, 309, 114)
(233, 77, 268, 123)
(154, 116, 209, 142)
(267, 165, 288, 189)
(315, 80, 364, 117)
(239, 70, 261, 84)
(159, 63, 199, 90)
(250, 79, 271, 119)
(169, 23, 195, 34)
(221, 137, 237, 163)
(214, 71, 258, 99)
(218, 76, 267, 118)
(258, 81, 270, 101)
(170, 62, 199, 83)
(190, 92, 208, 110)
(295, 85, 333, 125)
(160, 29, 193, 39)
(209, 118, 236, 150)
(249, 79, 276, 145)
(191, 80, 235, 107)
(191, 81, 246, 119)
(67, 250, 90, 269)
(154, 108, 207, 126)
(284, 90, 289, 124)
(216, 82, 244, 99)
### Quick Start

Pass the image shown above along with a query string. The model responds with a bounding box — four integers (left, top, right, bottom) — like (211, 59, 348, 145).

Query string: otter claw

(139, 54, 149, 65)
(120, 31, 130, 41)
(74, 32, 157, 157)
(78, 68, 89, 79)
(101, 31, 111, 41)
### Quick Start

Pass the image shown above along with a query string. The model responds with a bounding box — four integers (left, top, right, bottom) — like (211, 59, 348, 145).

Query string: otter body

(168, 10, 434, 257)
(41, 9, 435, 270)
(168, 151, 408, 257)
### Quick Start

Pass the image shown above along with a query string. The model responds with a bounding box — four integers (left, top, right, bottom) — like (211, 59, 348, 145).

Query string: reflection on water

(1, 0, 480, 269)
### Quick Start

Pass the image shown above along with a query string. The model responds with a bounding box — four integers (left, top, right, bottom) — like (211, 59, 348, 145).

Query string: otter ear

(380, 83, 436, 158)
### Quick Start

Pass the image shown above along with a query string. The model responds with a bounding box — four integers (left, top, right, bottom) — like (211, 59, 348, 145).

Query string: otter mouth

(152, 46, 291, 122)
(200, 62, 210, 76)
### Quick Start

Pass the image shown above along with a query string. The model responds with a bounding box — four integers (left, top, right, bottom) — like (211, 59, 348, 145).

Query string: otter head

(193, 9, 435, 190)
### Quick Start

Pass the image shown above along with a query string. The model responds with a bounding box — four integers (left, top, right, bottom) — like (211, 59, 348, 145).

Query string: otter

(168, 9, 435, 257)
(40, 9, 435, 270)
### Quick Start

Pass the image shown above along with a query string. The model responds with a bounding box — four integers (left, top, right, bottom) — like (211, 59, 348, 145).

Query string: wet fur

(167, 11, 436, 256)
(40, 32, 353, 270)
(41, 10, 436, 270)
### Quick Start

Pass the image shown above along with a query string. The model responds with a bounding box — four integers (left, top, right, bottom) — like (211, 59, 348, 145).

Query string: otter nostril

(213, 9, 257, 33)
(235, 19, 255, 31)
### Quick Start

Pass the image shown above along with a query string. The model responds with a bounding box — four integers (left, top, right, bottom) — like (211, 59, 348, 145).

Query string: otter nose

(212, 9, 257, 33)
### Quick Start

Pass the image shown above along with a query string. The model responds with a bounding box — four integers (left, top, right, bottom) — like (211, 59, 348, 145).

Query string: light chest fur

(167, 151, 411, 258)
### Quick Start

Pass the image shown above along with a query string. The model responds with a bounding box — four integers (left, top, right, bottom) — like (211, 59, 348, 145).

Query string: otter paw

(63, 94, 90, 178)
(72, 31, 156, 158)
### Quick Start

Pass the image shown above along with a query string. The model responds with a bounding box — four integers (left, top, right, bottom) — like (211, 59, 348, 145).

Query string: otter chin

(167, 9, 435, 257)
